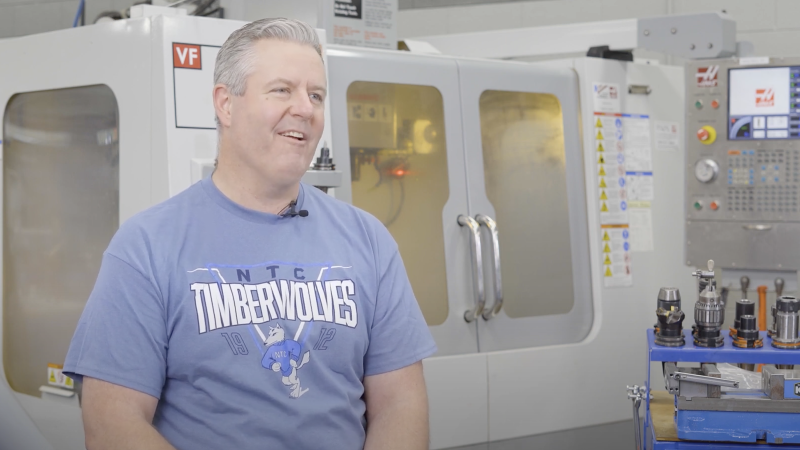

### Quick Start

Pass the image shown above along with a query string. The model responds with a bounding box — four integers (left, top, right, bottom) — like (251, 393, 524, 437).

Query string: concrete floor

(447, 420, 635, 450)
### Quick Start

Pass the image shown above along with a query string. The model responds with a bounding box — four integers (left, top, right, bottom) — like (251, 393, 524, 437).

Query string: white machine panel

(484, 57, 694, 443)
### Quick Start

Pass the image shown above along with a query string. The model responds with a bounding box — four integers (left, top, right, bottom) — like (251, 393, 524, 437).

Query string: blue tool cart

(642, 329, 800, 449)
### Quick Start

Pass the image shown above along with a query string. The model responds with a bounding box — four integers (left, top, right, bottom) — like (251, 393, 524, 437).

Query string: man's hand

(363, 361, 429, 450)
(82, 377, 176, 450)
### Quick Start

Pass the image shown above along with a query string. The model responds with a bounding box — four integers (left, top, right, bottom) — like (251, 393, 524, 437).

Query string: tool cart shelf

(644, 329, 800, 449)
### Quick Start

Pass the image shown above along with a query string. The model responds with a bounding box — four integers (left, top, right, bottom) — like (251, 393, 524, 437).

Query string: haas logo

(756, 88, 775, 107)
(696, 66, 719, 87)
(795, 382, 800, 396)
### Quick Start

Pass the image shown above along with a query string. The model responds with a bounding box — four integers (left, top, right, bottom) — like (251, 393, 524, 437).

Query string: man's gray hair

(214, 18, 322, 125)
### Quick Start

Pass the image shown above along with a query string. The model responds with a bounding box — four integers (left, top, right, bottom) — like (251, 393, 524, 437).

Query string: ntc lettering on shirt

(190, 279, 358, 334)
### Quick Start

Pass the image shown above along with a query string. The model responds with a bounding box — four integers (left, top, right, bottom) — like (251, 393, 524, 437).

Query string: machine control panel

(686, 58, 800, 270)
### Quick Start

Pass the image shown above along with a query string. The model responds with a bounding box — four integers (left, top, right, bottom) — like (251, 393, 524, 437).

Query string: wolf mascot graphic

(261, 324, 311, 398)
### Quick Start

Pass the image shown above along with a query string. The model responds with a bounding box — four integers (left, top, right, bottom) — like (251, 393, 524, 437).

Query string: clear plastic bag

(717, 363, 763, 390)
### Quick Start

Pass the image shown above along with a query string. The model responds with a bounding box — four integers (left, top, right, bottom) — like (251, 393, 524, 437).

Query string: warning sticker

(654, 121, 680, 151)
(595, 112, 628, 226)
(47, 363, 74, 390)
(335, 0, 362, 19)
(594, 107, 634, 288)
(593, 82, 621, 113)
(601, 225, 632, 287)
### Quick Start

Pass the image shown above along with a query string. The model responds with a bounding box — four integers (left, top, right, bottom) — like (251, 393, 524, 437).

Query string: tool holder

(641, 329, 800, 449)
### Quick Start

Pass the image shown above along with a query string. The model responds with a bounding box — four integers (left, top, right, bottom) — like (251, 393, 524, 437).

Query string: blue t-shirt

(64, 178, 437, 449)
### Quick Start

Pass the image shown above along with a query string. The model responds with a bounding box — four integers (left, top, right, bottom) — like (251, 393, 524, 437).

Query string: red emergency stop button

(697, 125, 717, 145)
(711, 100, 719, 109)
(710, 201, 719, 211)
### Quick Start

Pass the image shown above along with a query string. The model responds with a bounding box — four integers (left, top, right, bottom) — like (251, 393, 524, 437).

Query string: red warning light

(394, 169, 405, 177)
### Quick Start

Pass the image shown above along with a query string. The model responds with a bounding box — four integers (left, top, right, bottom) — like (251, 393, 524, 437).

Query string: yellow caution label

(596, 118, 603, 127)
(599, 178, 607, 188)
(596, 131, 603, 140)
(603, 231, 610, 241)
(598, 154, 605, 164)
(599, 166, 606, 176)
(604, 255, 612, 265)
(603, 243, 611, 253)
(597, 142, 604, 152)
(600, 191, 608, 200)
(601, 201, 609, 212)
(46, 363, 74, 389)
(605, 267, 613, 277)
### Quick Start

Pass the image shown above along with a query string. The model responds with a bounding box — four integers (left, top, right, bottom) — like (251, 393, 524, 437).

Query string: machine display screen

(728, 66, 800, 140)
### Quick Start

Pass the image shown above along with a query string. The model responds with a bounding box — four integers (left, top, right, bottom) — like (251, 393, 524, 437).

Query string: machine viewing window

(346, 82, 449, 327)
(478, 90, 572, 319)
(728, 66, 800, 140)
(3, 85, 119, 397)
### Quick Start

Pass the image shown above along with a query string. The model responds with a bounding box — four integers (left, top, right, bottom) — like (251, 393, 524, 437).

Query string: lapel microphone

(284, 200, 309, 218)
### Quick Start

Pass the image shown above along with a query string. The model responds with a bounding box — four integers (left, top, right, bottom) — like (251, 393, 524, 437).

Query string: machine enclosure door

(457, 59, 593, 352)
(327, 47, 478, 357)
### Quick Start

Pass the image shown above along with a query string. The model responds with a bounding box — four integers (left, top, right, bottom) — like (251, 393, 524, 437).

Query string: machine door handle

(458, 215, 485, 322)
(475, 214, 503, 320)
(742, 224, 772, 231)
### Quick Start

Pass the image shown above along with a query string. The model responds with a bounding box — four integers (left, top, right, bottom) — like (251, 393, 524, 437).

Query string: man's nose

(290, 91, 315, 119)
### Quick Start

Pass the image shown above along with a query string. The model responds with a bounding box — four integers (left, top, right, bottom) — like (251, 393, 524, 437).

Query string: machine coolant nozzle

(654, 287, 685, 347)
(692, 260, 725, 348)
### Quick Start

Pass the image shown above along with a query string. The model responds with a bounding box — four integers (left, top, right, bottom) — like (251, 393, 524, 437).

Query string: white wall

(397, 0, 800, 60)
(2, 0, 797, 60)
(0, 0, 137, 38)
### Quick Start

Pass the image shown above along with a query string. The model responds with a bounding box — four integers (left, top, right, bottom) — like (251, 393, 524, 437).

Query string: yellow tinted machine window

(478, 90, 573, 319)
(3, 85, 119, 396)
(347, 82, 449, 326)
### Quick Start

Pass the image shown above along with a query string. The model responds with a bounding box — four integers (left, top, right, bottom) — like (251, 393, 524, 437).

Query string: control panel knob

(696, 125, 717, 145)
(694, 159, 719, 183)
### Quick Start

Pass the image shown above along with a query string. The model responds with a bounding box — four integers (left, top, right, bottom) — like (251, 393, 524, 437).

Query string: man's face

(225, 39, 326, 187)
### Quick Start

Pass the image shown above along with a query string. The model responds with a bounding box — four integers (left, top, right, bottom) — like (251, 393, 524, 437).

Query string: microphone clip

(284, 201, 309, 218)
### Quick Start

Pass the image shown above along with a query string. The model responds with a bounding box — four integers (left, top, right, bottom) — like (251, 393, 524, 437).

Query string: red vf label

(173, 44, 201, 69)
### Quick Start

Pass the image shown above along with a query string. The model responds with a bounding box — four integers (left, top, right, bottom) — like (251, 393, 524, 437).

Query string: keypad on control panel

(727, 149, 799, 214)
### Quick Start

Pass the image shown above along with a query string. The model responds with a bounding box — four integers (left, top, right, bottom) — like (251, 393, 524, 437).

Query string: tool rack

(644, 329, 800, 449)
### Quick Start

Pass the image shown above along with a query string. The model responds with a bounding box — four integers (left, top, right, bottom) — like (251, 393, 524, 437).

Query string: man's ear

(213, 84, 233, 128)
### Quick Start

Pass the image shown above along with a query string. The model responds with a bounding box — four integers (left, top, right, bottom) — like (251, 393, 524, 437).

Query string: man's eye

(274, 88, 289, 93)
(310, 94, 323, 103)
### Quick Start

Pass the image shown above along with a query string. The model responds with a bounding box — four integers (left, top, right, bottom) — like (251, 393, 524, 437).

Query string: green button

(694, 201, 702, 210)
(695, 100, 703, 109)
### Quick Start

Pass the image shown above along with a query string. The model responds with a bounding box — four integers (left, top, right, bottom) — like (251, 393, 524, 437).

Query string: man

(64, 17, 436, 450)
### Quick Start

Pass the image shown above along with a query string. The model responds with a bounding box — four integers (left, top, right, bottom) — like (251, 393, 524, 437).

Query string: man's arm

(363, 361, 429, 450)
(82, 377, 176, 450)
